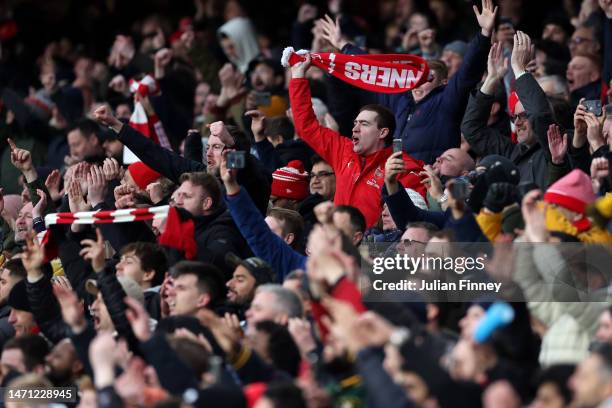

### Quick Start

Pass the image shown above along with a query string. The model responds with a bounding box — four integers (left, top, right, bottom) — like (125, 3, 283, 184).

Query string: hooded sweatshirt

(217, 17, 260, 73)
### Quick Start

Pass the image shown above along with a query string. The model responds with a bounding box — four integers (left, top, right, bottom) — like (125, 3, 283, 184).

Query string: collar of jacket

(193, 205, 230, 229)
(0, 304, 10, 318)
(571, 80, 602, 100)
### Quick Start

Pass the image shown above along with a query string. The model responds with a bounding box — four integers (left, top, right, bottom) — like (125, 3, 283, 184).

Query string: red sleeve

(289, 78, 351, 169)
(311, 277, 366, 341)
(397, 152, 427, 199)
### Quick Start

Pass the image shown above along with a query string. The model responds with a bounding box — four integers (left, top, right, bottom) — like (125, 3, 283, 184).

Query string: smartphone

(451, 180, 470, 202)
(583, 100, 602, 116)
(393, 139, 403, 153)
(254, 91, 272, 107)
(227, 151, 246, 169)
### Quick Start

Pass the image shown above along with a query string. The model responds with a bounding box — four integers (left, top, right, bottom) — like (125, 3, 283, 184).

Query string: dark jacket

(253, 138, 316, 174)
(461, 73, 554, 188)
(570, 80, 603, 111)
(115, 124, 271, 216)
(382, 185, 488, 242)
(340, 32, 491, 164)
(25, 276, 70, 344)
(0, 305, 15, 349)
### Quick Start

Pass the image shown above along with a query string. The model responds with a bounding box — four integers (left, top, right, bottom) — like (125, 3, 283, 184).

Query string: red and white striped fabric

(125, 74, 173, 163)
(128, 74, 160, 97)
(44, 206, 169, 226)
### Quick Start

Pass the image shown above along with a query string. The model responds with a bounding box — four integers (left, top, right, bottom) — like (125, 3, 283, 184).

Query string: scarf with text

(281, 47, 430, 93)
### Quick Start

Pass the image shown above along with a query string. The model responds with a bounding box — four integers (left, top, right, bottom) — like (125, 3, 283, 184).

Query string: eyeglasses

(511, 112, 528, 123)
(401, 239, 426, 246)
(308, 171, 335, 181)
(206, 143, 225, 152)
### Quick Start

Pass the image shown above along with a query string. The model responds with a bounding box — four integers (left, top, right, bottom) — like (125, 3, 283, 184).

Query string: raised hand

(79, 228, 106, 273)
(297, 3, 318, 23)
(45, 170, 63, 202)
(590, 157, 610, 193)
(290, 51, 312, 79)
(219, 150, 239, 194)
(245, 110, 266, 142)
(583, 111, 605, 151)
(208, 121, 235, 146)
(511, 31, 534, 77)
(384, 151, 406, 194)
(114, 184, 136, 209)
(102, 158, 123, 181)
(145, 181, 165, 204)
(573, 100, 588, 148)
(68, 179, 90, 213)
(86, 165, 107, 208)
(419, 165, 444, 200)
(486, 42, 509, 82)
(125, 297, 152, 342)
(31, 189, 48, 219)
(473, 0, 498, 37)
(217, 64, 245, 107)
(417, 29, 436, 53)
(547, 124, 568, 165)
(288, 318, 317, 356)
(521, 189, 548, 243)
(7, 139, 36, 181)
(318, 14, 348, 50)
(21, 233, 45, 275)
(53, 283, 86, 333)
(93, 105, 123, 132)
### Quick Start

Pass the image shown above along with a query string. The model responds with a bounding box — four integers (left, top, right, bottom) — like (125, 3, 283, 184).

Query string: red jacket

(289, 78, 426, 227)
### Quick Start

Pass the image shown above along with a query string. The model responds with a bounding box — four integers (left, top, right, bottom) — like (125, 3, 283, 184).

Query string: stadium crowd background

(0, 0, 612, 407)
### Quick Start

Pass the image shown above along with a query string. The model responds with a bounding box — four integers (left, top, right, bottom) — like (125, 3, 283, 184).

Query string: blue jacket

(225, 188, 306, 281)
(341, 32, 490, 164)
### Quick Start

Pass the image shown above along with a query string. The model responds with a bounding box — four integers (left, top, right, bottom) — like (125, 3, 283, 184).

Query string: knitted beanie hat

(128, 162, 162, 190)
(271, 160, 309, 200)
(544, 169, 596, 214)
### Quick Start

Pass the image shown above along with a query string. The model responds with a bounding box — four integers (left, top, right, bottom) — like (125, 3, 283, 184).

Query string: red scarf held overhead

(281, 47, 430, 93)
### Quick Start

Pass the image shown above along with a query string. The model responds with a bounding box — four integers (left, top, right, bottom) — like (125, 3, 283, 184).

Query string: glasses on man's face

(511, 112, 528, 123)
(401, 239, 426, 246)
(308, 171, 335, 181)
(206, 143, 225, 153)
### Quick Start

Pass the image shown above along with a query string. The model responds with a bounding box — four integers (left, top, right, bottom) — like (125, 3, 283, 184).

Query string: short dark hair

(120, 242, 168, 287)
(68, 118, 101, 140)
(310, 154, 329, 167)
(333, 205, 366, 234)
(264, 117, 294, 142)
(3, 335, 49, 372)
(267, 208, 304, 249)
(534, 364, 575, 405)
(170, 261, 223, 305)
(262, 382, 307, 408)
(2, 259, 27, 280)
(358, 104, 396, 146)
(428, 60, 449, 81)
(178, 172, 222, 210)
(254, 321, 301, 377)
(405, 221, 440, 233)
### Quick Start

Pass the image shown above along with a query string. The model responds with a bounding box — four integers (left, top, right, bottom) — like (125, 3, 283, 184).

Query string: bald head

(432, 148, 475, 177)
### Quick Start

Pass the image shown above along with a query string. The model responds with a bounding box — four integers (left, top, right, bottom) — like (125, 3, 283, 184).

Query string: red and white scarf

(281, 47, 430, 93)
(125, 75, 173, 164)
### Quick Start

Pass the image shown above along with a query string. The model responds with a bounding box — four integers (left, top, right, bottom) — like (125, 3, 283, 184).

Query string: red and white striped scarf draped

(44, 206, 169, 226)
(125, 75, 172, 163)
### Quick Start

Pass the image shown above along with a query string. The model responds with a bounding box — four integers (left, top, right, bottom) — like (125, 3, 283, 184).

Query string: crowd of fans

(0, 0, 612, 407)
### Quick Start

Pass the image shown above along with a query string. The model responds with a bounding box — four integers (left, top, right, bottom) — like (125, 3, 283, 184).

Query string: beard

(45, 367, 73, 387)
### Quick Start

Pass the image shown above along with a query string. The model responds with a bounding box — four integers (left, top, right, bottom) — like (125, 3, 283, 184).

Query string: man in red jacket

(289, 54, 426, 228)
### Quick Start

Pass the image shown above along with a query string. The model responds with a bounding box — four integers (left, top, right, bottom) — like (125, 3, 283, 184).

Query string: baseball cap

(225, 253, 276, 284)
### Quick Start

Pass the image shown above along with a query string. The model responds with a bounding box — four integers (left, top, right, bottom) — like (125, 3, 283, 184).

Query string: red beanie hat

(544, 169, 596, 214)
(128, 162, 162, 190)
(508, 91, 520, 115)
(244, 382, 267, 408)
(271, 160, 309, 200)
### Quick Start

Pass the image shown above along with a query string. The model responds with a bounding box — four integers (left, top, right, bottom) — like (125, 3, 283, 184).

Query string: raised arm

(288, 53, 352, 167)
